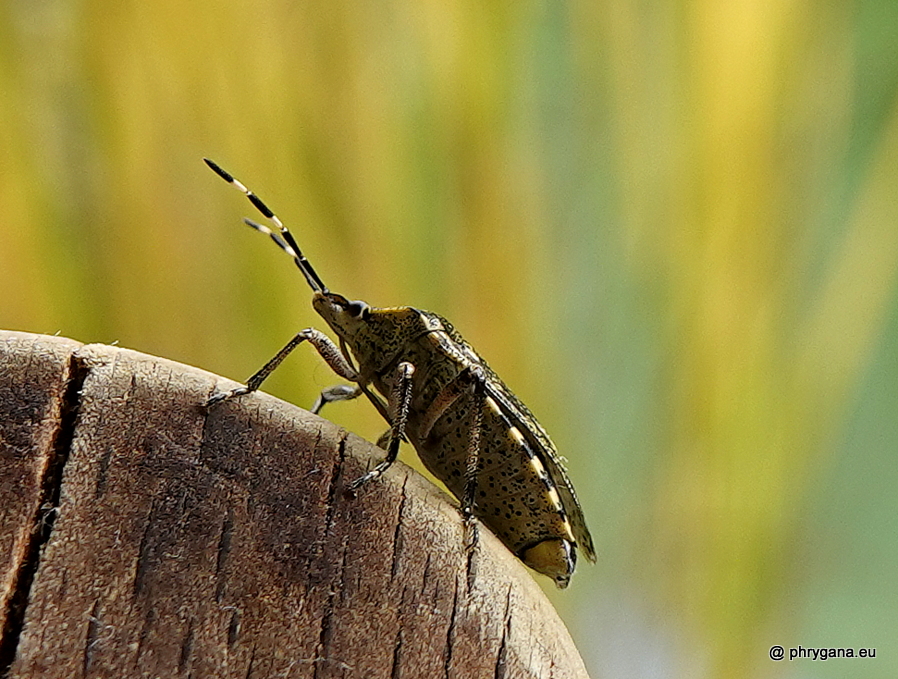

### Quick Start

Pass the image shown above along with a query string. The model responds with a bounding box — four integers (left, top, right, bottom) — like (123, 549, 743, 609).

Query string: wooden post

(0, 330, 591, 679)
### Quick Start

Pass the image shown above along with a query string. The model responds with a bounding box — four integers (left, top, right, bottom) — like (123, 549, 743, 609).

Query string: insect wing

(482, 380, 596, 563)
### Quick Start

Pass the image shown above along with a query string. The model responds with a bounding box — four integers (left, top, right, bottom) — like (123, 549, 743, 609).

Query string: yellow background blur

(2, 2, 897, 678)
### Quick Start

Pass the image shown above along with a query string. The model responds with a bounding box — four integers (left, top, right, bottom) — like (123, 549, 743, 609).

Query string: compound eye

(346, 300, 370, 320)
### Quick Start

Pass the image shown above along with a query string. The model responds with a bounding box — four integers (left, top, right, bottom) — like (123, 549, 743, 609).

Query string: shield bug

(203, 158, 595, 587)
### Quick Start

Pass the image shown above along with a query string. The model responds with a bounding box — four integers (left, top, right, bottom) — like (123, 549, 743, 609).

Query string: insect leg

(462, 379, 486, 543)
(417, 365, 480, 441)
(414, 365, 486, 546)
(375, 429, 405, 452)
(311, 384, 363, 415)
(206, 328, 359, 407)
(461, 380, 486, 560)
(348, 362, 415, 491)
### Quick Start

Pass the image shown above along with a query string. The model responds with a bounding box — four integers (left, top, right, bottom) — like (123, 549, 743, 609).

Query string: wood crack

(0, 351, 88, 677)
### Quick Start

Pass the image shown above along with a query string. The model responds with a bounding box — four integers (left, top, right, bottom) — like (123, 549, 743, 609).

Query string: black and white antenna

(204, 158, 328, 293)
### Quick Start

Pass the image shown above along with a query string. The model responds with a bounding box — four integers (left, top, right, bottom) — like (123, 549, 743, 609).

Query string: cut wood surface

(0, 330, 591, 679)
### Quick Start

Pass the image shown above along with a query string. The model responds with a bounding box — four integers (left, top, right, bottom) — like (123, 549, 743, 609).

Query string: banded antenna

(204, 158, 328, 293)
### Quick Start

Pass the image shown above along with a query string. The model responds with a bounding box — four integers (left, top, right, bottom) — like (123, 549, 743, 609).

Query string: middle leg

(348, 361, 416, 492)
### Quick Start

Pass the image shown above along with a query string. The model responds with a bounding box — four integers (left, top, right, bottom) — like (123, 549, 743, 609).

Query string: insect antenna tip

(204, 157, 233, 183)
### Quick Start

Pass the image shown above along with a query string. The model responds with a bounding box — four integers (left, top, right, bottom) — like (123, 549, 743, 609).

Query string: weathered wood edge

(0, 330, 591, 679)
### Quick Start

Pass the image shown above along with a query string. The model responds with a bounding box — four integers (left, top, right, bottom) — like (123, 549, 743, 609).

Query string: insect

(203, 158, 595, 587)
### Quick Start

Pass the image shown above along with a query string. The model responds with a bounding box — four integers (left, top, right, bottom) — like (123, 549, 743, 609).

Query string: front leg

(348, 361, 415, 492)
(206, 328, 358, 408)
(311, 384, 363, 415)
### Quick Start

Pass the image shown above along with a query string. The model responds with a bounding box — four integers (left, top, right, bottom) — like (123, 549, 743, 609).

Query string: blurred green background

(2, 1, 898, 677)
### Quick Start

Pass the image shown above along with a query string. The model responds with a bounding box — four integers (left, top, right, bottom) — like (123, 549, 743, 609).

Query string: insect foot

(205, 385, 251, 409)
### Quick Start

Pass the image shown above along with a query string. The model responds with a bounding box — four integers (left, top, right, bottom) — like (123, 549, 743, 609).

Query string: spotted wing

(433, 313, 596, 562)
(482, 378, 596, 562)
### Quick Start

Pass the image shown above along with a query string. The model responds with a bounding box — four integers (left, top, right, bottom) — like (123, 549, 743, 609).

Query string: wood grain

(0, 330, 590, 679)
